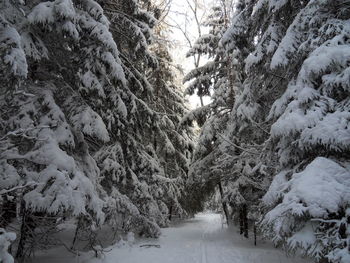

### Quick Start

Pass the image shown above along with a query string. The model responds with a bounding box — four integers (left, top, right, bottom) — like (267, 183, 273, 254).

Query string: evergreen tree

(148, 24, 196, 220)
(0, 0, 194, 259)
(96, 0, 195, 234)
(191, 0, 350, 261)
(257, 1, 350, 261)
(182, 1, 236, 216)
(1, 0, 119, 256)
(184, 0, 263, 230)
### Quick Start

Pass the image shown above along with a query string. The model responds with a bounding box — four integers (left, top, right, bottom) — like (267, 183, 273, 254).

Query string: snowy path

(37, 213, 311, 263)
(91, 213, 309, 263)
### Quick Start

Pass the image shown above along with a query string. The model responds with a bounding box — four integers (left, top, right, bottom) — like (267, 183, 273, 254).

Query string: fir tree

(0, 0, 194, 259)
(191, 0, 350, 261)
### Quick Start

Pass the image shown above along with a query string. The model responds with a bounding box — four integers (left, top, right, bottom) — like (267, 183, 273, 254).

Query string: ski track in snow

(37, 213, 311, 263)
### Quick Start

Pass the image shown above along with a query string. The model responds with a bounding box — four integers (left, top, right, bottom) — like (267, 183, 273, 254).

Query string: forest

(0, 0, 349, 262)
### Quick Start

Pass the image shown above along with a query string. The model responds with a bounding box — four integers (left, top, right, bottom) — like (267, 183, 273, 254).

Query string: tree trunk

(16, 209, 35, 260)
(71, 216, 82, 250)
(244, 207, 248, 238)
(168, 205, 173, 221)
(218, 180, 230, 226)
(239, 207, 243, 235)
(199, 95, 204, 107)
(239, 204, 248, 238)
(254, 222, 257, 246)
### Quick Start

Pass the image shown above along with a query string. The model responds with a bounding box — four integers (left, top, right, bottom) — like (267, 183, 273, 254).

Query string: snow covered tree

(206, 0, 350, 260)
(94, 0, 195, 235)
(184, 1, 234, 102)
(214, 0, 280, 235)
(0, 0, 121, 257)
(182, 0, 236, 211)
(188, 1, 262, 229)
(188, 2, 350, 260)
(1, 0, 194, 259)
(257, 1, 350, 261)
(148, 25, 196, 220)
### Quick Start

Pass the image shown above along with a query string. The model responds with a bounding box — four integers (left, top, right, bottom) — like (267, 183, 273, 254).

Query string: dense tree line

(0, 0, 194, 260)
(186, 0, 350, 262)
(1, 0, 349, 262)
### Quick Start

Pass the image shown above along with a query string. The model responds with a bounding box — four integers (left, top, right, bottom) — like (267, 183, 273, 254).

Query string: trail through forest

(1, 0, 349, 262)
(37, 213, 311, 263)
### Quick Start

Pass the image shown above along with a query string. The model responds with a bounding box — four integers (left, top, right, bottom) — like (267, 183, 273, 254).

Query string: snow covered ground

(37, 213, 311, 263)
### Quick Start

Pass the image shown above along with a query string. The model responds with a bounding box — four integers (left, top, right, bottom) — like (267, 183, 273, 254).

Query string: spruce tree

(188, 2, 350, 261)
(0, 0, 195, 258)
(182, 2, 236, 215)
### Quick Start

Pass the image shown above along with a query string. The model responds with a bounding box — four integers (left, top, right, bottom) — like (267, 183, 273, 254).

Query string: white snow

(287, 222, 316, 252)
(0, 229, 16, 263)
(262, 170, 288, 206)
(0, 24, 28, 77)
(71, 107, 110, 142)
(265, 157, 350, 219)
(35, 213, 311, 263)
(27, 2, 55, 24)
